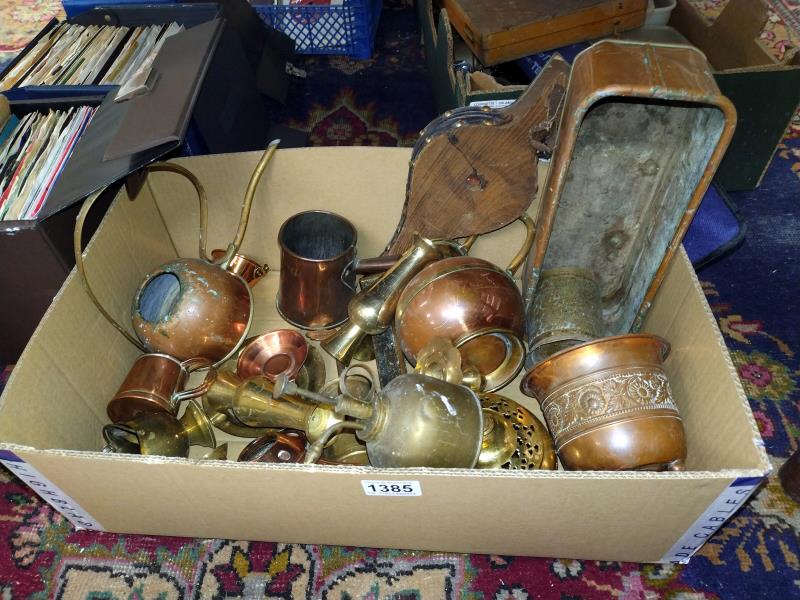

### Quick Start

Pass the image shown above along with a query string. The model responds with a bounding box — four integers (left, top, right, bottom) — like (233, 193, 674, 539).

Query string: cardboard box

(417, 0, 526, 112)
(669, 0, 800, 190)
(0, 148, 770, 562)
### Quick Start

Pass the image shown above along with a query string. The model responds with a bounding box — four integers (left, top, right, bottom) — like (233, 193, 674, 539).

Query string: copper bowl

(237, 330, 308, 381)
(238, 430, 307, 463)
(132, 258, 252, 363)
(395, 256, 526, 391)
(521, 334, 686, 471)
(211, 249, 269, 288)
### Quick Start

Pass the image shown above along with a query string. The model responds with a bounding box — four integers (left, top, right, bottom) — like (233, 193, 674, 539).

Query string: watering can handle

(74, 189, 146, 351)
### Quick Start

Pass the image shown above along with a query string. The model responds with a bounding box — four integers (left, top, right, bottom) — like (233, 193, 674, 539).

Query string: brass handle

(74, 189, 146, 351)
(505, 214, 535, 277)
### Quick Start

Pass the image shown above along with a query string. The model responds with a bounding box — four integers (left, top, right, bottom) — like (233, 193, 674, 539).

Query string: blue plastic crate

(252, 0, 381, 59)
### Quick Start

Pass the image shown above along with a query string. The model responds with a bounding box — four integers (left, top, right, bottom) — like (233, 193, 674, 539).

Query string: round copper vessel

(132, 258, 252, 363)
(237, 330, 308, 381)
(395, 256, 525, 391)
(521, 334, 686, 471)
(211, 249, 269, 288)
(277, 211, 358, 330)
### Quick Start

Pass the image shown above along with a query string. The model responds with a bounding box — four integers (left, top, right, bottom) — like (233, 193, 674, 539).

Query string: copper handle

(173, 367, 218, 403)
(353, 236, 478, 274)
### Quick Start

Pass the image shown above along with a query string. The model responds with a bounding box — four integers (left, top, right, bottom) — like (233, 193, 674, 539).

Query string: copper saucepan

(395, 215, 534, 391)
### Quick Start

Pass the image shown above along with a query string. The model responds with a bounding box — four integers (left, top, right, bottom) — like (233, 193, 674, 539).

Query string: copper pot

(211, 249, 269, 287)
(277, 210, 358, 330)
(132, 258, 252, 363)
(107, 354, 214, 423)
(395, 216, 533, 391)
(521, 334, 686, 471)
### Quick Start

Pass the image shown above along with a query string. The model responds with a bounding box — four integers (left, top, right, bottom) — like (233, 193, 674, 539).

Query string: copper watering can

(74, 140, 280, 365)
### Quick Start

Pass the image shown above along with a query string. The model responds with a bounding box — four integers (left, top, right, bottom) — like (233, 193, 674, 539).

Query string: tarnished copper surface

(107, 354, 213, 423)
(522, 334, 686, 471)
(522, 41, 737, 335)
(238, 430, 307, 463)
(277, 211, 358, 330)
(237, 330, 308, 382)
(132, 258, 252, 363)
(211, 249, 269, 288)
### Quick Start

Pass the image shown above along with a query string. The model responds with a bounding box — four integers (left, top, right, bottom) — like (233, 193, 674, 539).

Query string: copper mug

(277, 210, 358, 330)
(107, 354, 214, 423)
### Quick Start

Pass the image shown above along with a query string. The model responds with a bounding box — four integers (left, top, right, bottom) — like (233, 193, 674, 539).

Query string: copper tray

(523, 40, 736, 350)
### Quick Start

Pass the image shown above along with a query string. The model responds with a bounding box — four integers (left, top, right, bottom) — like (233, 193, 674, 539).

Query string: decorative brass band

(540, 366, 678, 448)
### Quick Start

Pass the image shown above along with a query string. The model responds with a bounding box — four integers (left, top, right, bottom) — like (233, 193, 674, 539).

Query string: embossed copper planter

(521, 334, 686, 471)
(211, 249, 269, 287)
(107, 354, 213, 423)
(237, 330, 308, 382)
(527, 267, 602, 366)
(395, 216, 533, 391)
(277, 210, 358, 330)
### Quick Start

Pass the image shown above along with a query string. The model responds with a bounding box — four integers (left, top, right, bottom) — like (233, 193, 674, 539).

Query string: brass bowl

(396, 256, 526, 391)
(237, 330, 308, 382)
(211, 249, 269, 288)
(521, 334, 686, 471)
(132, 258, 252, 363)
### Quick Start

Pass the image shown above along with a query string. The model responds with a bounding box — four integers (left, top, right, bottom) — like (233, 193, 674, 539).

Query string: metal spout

(321, 234, 442, 364)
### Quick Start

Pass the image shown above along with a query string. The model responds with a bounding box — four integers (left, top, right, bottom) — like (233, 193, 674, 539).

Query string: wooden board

(441, 0, 647, 65)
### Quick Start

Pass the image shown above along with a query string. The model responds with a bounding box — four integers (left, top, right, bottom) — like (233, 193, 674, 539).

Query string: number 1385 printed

(361, 480, 422, 496)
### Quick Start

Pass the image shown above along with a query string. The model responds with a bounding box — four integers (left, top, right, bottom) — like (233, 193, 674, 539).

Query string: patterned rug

(1, 0, 800, 598)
